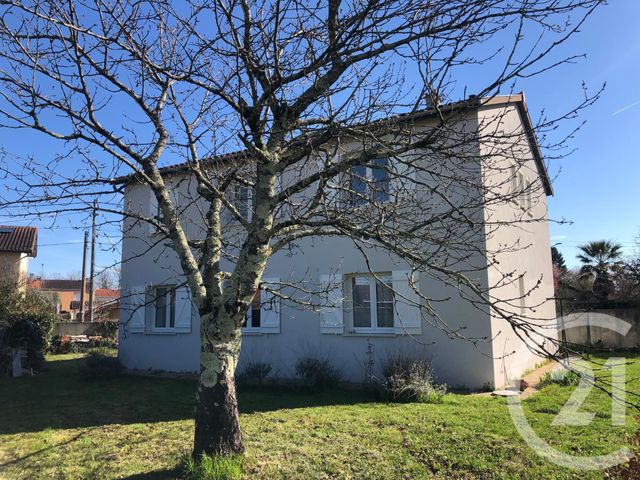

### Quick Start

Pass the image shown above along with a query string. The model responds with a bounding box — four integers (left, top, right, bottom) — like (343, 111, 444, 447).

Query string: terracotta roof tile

(30, 279, 83, 291)
(0, 225, 38, 256)
(95, 288, 120, 299)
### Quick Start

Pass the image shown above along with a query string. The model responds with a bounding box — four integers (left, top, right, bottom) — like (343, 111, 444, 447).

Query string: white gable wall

(478, 103, 557, 388)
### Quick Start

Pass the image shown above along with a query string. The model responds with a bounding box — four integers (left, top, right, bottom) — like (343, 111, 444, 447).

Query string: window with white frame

(221, 185, 252, 223)
(128, 285, 191, 334)
(243, 286, 262, 330)
(153, 285, 176, 330)
(524, 179, 532, 212)
(148, 189, 179, 234)
(510, 163, 532, 212)
(235, 185, 250, 220)
(238, 280, 281, 334)
(350, 274, 394, 332)
(350, 158, 391, 206)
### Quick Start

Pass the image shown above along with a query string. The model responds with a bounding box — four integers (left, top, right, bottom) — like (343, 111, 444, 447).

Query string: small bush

(295, 356, 342, 391)
(94, 320, 119, 339)
(1, 280, 57, 375)
(539, 368, 581, 388)
(79, 348, 122, 380)
(382, 355, 446, 403)
(181, 453, 243, 480)
(237, 361, 272, 386)
(592, 339, 609, 351)
(49, 335, 117, 354)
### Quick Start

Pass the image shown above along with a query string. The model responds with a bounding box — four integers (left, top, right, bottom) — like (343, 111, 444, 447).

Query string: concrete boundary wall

(54, 322, 111, 337)
(562, 309, 640, 349)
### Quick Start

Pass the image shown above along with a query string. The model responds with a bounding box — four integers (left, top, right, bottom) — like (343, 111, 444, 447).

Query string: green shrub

(0, 281, 56, 375)
(539, 368, 581, 388)
(295, 356, 342, 391)
(382, 355, 446, 403)
(79, 348, 122, 380)
(181, 453, 243, 480)
(4, 311, 55, 371)
(49, 335, 117, 354)
(94, 320, 118, 339)
(237, 361, 272, 386)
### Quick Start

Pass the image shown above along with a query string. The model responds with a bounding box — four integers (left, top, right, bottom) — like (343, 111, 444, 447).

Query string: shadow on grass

(119, 467, 182, 480)
(0, 431, 87, 469)
(0, 355, 379, 435)
(0, 356, 196, 435)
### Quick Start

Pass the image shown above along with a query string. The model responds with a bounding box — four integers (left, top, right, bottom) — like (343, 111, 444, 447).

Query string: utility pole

(79, 229, 89, 322)
(88, 201, 97, 322)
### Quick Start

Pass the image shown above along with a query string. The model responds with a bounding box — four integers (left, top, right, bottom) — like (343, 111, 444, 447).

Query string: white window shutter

(392, 271, 422, 335)
(323, 154, 345, 208)
(144, 286, 155, 332)
(175, 286, 193, 333)
(392, 155, 415, 198)
(320, 274, 344, 334)
(221, 196, 231, 224)
(148, 189, 158, 235)
(510, 163, 518, 194)
(260, 277, 280, 334)
(127, 287, 145, 333)
(244, 186, 254, 222)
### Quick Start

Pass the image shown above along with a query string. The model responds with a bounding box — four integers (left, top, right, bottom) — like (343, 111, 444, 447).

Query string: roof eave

(479, 93, 553, 196)
(112, 94, 553, 196)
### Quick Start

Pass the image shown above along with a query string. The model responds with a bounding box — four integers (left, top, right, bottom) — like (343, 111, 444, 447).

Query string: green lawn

(0, 354, 639, 479)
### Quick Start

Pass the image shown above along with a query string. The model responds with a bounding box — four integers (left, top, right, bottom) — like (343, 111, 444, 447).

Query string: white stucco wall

(119, 99, 556, 390)
(478, 103, 557, 388)
(119, 225, 496, 388)
(0, 251, 30, 287)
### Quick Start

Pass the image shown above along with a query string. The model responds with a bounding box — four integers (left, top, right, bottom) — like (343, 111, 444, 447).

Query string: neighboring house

(29, 279, 85, 315)
(30, 280, 120, 321)
(69, 288, 120, 321)
(0, 226, 38, 287)
(118, 94, 557, 390)
(93, 289, 120, 321)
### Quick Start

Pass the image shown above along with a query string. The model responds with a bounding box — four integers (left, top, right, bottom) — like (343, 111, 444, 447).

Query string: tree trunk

(193, 343, 244, 457)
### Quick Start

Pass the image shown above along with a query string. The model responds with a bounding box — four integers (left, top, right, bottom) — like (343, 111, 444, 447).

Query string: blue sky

(0, 0, 637, 276)
(533, 0, 640, 266)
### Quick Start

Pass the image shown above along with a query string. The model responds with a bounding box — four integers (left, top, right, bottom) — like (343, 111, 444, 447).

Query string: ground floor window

(153, 286, 176, 330)
(243, 286, 262, 330)
(350, 274, 394, 332)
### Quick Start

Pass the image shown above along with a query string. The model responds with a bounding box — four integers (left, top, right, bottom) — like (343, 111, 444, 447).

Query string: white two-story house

(117, 94, 556, 390)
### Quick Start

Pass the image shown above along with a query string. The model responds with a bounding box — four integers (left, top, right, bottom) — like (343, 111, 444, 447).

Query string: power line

(38, 241, 84, 247)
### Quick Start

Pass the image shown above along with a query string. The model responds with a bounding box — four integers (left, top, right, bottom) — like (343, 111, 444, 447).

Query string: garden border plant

(381, 351, 447, 404)
(0, 281, 56, 375)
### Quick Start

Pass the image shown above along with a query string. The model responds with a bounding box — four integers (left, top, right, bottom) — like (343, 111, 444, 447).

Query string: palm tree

(576, 240, 623, 299)
(577, 240, 623, 273)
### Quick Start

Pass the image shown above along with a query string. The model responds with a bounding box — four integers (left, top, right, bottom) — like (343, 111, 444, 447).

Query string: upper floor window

(220, 185, 252, 224)
(510, 164, 533, 212)
(350, 273, 394, 332)
(153, 285, 176, 330)
(235, 185, 250, 220)
(350, 158, 391, 205)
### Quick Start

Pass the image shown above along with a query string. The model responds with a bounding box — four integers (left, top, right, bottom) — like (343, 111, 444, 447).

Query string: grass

(181, 453, 243, 480)
(0, 353, 639, 479)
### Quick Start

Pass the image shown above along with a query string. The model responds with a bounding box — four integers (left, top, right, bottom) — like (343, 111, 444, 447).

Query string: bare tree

(48, 271, 83, 281)
(95, 267, 121, 290)
(0, 0, 605, 457)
